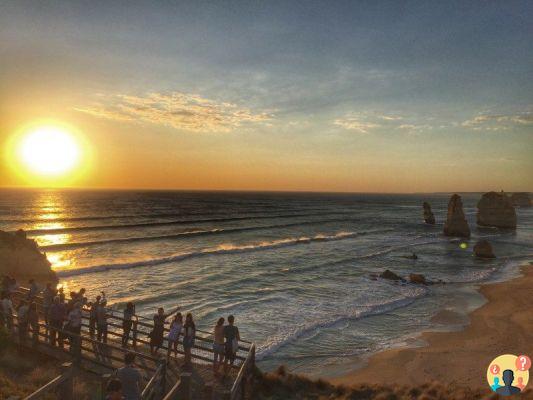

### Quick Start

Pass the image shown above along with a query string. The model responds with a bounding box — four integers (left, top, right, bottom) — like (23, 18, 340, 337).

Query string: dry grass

(252, 365, 533, 400)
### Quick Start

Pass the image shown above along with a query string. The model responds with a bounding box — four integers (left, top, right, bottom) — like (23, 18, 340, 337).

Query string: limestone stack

(443, 194, 470, 237)
(477, 191, 517, 229)
(423, 202, 436, 224)
(511, 192, 531, 208)
(473, 240, 495, 258)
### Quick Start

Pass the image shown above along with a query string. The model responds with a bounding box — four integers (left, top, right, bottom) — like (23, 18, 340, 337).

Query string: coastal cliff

(0, 230, 57, 283)
(443, 194, 470, 237)
(477, 191, 517, 229)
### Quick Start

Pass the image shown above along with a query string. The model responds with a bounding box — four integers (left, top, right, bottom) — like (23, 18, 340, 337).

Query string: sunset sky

(1, 1, 532, 192)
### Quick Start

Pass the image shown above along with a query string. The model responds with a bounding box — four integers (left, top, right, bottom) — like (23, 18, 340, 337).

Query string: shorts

(225, 342, 236, 361)
(213, 342, 225, 355)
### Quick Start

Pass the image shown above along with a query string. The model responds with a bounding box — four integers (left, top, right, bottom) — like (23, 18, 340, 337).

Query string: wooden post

(159, 358, 167, 396)
(179, 372, 192, 400)
(132, 319, 138, 350)
(222, 390, 231, 400)
(58, 362, 73, 400)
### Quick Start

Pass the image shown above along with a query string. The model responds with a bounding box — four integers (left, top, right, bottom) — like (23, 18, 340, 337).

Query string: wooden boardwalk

(8, 288, 256, 400)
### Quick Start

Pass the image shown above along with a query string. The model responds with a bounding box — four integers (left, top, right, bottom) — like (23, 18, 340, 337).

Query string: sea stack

(423, 202, 436, 224)
(511, 192, 531, 208)
(477, 191, 517, 229)
(473, 240, 495, 258)
(443, 194, 470, 237)
(0, 230, 57, 283)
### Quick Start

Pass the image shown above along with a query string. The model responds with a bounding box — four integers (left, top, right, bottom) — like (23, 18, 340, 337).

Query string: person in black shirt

(223, 315, 240, 376)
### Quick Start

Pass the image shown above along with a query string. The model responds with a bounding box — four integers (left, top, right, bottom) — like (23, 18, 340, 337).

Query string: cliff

(0, 230, 57, 283)
(477, 191, 517, 229)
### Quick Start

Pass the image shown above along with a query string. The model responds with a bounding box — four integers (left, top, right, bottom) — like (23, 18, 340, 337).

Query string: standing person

(223, 315, 240, 377)
(183, 313, 196, 367)
(28, 302, 40, 345)
(213, 317, 225, 375)
(116, 352, 143, 400)
(89, 295, 101, 338)
(27, 279, 39, 300)
(1, 292, 14, 332)
(166, 312, 183, 361)
(97, 299, 109, 344)
(42, 283, 56, 326)
(66, 303, 83, 343)
(149, 306, 179, 355)
(48, 297, 66, 347)
(17, 300, 29, 342)
(122, 302, 135, 347)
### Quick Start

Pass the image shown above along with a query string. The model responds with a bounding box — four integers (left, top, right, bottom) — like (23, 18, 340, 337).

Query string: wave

(255, 286, 428, 360)
(54, 230, 380, 277)
(24, 211, 357, 235)
(39, 218, 379, 251)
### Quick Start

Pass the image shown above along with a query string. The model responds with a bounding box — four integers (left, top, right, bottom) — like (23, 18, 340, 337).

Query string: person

(89, 296, 101, 338)
(116, 352, 143, 400)
(27, 279, 39, 300)
(27, 302, 40, 345)
(223, 315, 240, 376)
(65, 303, 83, 349)
(17, 300, 29, 342)
(491, 376, 501, 391)
(58, 287, 66, 304)
(97, 299, 109, 343)
(516, 377, 525, 391)
(183, 313, 196, 367)
(213, 317, 225, 374)
(149, 306, 179, 355)
(48, 296, 66, 347)
(1, 292, 14, 332)
(105, 378, 124, 400)
(122, 302, 135, 347)
(166, 312, 183, 361)
(42, 283, 56, 325)
(496, 369, 522, 395)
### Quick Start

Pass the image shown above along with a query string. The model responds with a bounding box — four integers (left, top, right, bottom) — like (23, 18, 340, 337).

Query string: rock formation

(423, 202, 435, 224)
(473, 240, 495, 259)
(443, 194, 470, 237)
(409, 273, 427, 285)
(379, 269, 404, 281)
(511, 192, 531, 208)
(477, 191, 517, 229)
(0, 230, 57, 283)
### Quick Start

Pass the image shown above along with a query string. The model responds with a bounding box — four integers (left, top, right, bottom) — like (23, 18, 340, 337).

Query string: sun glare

(18, 127, 80, 176)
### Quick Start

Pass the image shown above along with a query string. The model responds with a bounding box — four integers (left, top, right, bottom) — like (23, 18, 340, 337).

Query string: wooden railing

(23, 362, 75, 400)
(9, 287, 257, 399)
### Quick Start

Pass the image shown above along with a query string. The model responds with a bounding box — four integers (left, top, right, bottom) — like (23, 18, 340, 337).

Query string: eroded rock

(423, 202, 436, 224)
(443, 194, 470, 237)
(473, 240, 495, 258)
(477, 191, 517, 229)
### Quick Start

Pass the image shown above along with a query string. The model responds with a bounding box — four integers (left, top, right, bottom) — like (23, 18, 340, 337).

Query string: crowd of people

(1, 276, 245, 399)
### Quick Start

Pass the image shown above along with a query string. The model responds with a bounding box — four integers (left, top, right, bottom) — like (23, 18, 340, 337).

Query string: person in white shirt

(1, 292, 14, 331)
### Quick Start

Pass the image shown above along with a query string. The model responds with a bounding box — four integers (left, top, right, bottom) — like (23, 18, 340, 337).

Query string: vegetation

(252, 365, 533, 400)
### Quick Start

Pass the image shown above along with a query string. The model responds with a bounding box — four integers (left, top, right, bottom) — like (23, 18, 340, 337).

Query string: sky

(1, 0, 532, 192)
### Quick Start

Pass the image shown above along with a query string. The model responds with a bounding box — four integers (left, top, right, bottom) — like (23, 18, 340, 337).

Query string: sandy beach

(333, 263, 533, 389)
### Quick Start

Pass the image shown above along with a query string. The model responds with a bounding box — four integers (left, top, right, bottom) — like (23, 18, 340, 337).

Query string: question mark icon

(491, 364, 500, 375)
(515, 355, 531, 371)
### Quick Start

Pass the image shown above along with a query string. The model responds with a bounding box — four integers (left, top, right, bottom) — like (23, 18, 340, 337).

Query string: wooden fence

(23, 362, 75, 400)
(7, 287, 257, 399)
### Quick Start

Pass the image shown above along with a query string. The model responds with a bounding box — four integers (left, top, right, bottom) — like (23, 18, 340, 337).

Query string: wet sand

(332, 264, 533, 389)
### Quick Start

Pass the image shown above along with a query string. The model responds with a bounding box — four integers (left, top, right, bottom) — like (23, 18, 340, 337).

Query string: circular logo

(487, 354, 530, 396)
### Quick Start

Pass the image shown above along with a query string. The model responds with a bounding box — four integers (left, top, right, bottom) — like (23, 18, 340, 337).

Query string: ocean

(1, 189, 531, 376)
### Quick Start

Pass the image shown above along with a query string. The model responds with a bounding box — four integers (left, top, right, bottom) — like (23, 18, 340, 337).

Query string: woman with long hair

(183, 313, 196, 367)
(166, 312, 183, 361)
(213, 317, 225, 375)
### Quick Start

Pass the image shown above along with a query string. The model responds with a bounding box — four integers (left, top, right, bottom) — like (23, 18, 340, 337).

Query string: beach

(332, 263, 533, 389)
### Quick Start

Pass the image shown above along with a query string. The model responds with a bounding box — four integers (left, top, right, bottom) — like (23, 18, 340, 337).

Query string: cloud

(333, 116, 380, 133)
(462, 110, 533, 131)
(76, 92, 272, 132)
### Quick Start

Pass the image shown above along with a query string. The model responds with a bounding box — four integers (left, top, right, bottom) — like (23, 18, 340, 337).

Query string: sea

(1, 189, 532, 376)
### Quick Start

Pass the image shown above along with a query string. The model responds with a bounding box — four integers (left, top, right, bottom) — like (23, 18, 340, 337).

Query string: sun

(18, 127, 81, 176)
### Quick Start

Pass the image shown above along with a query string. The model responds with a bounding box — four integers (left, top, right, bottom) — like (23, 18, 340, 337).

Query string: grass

(251, 365, 533, 400)
(0, 328, 98, 400)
